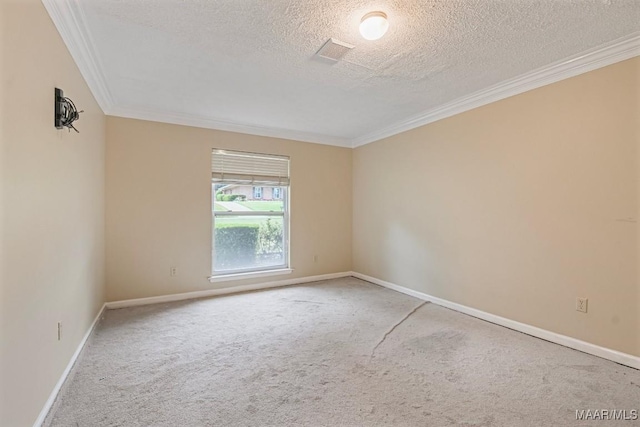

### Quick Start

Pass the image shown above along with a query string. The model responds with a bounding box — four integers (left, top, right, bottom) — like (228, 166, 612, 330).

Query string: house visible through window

(212, 149, 290, 276)
(253, 186, 263, 199)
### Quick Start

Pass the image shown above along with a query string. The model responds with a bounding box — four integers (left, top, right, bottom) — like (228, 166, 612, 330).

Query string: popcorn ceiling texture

(81, 0, 640, 139)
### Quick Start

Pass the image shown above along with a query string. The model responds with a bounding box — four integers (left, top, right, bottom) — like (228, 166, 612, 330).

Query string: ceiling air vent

(316, 38, 354, 62)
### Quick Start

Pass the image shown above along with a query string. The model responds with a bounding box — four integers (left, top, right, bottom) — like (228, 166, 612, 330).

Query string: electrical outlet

(313, 255, 318, 263)
(576, 297, 588, 313)
(170, 267, 177, 277)
(57, 322, 62, 341)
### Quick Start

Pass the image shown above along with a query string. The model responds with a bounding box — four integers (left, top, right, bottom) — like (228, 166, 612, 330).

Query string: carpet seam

(370, 301, 428, 357)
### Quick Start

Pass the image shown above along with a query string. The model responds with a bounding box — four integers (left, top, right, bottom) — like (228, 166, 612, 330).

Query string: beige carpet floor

(46, 277, 640, 426)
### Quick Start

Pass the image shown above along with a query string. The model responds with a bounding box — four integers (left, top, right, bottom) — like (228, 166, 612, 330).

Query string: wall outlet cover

(576, 297, 588, 313)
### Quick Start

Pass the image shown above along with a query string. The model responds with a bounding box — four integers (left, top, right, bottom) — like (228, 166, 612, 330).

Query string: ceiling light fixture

(359, 11, 388, 41)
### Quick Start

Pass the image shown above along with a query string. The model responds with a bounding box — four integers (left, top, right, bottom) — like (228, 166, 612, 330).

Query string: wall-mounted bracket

(54, 88, 82, 132)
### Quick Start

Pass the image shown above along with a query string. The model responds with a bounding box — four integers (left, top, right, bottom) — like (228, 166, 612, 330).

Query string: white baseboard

(351, 271, 640, 370)
(35, 271, 351, 425)
(35, 270, 637, 427)
(105, 271, 352, 309)
(34, 303, 107, 427)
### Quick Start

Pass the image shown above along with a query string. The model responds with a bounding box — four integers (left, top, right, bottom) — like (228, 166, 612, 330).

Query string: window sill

(208, 268, 293, 283)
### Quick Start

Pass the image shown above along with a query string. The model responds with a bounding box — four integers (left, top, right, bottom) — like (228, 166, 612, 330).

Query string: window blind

(212, 149, 290, 185)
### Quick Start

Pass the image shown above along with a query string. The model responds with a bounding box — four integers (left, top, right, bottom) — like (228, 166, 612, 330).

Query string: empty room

(1, 0, 640, 426)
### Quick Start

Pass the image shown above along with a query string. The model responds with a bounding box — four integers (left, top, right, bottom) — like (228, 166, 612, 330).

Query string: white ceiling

(45, 0, 640, 147)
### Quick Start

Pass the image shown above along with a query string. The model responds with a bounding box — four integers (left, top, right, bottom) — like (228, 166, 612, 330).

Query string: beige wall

(0, 1, 106, 425)
(353, 58, 640, 357)
(105, 117, 352, 302)
(0, 1, 637, 422)
(636, 57, 640, 359)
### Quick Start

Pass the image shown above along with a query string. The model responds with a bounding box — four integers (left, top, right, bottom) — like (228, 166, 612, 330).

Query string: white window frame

(209, 153, 293, 282)
(253, 186, 263, 199)
(273, 187, 282, 199)
(212, 185, 289, 277)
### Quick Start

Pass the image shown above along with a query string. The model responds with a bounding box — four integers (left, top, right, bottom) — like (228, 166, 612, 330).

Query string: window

(211, 149, 290, 277)
(253, 186, 263, 199)
(273, 187, 282, 199)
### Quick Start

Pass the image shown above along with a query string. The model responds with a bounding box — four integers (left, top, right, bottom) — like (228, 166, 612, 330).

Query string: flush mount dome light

(359, 11, 388, 40)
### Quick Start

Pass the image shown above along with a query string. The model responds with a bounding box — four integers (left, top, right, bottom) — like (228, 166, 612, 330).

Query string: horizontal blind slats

(212, 149, 289, 184)
(211, 173, 289, 186)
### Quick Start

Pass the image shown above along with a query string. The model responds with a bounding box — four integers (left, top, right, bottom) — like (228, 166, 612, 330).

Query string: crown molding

(44, 0, 638, 149)
(42, 0, 115, 113)
(108, 106, 353, 148)
(42, 0, 349, 147)
(351, 32, 640, 148)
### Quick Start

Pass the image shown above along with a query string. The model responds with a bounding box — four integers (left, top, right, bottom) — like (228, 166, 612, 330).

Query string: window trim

(212, 185, 290, 278)
(253, 186, 263, 199)
(208, 268, 293, 283)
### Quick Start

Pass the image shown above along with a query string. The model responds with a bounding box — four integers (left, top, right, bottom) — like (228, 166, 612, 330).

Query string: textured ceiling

(69, 0, 640, 145)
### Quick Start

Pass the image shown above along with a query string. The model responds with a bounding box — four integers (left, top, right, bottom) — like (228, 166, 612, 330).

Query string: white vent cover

(316, 38, 354, 61)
